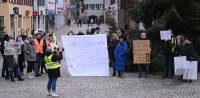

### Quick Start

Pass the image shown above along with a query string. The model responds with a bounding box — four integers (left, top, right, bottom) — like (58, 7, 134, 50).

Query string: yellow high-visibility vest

(171, 37, 175, 53)
(44, 54, 60, 69)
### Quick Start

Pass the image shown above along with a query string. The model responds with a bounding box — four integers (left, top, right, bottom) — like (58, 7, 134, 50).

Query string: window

(85, 4, 88, 10)
(92, 4, 94, 10)
(0, 16, 4, 27)
(39, 0, 45, 6)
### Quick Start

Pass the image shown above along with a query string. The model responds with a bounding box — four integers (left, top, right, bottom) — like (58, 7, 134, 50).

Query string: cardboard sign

(160, 30, 171, 40)
(133, 40, 151, 64)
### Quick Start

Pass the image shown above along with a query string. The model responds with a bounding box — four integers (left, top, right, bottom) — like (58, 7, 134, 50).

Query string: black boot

(112, 71, 116, 76)
(10, 75, 15, 82)
(18, 76, 24, 81)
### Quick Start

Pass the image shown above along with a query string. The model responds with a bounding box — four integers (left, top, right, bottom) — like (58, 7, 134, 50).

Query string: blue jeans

(8, 67, 21, 78)
(138, 64, 149, 77)
(47, 78, 57, 92)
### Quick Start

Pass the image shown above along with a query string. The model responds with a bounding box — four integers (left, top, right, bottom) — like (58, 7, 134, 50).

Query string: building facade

(0, 0, 33, 38)
(105, 0, 139, 29)
(55, 0, 65, 29)
(83, 0, 104, 23)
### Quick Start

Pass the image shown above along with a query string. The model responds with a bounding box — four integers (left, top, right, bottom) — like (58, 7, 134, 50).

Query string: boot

(18, 76, 24, 81)
(120, 72, 125, 78)
(117, 72, 121, 77)
(112, 71, 116, 76)
(11, 75, 15, 82)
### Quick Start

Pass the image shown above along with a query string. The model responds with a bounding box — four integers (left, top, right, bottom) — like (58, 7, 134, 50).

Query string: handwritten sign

(133, 40, 151, 64)
(4, 42, 22, 55)
(183, 61, 198, 80)
(61, 34, 109, 76)
(160, 30, 171, 40)
(174, 56, 186, 75)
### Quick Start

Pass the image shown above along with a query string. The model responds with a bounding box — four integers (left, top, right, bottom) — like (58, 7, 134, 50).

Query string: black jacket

(181, 43, 197, 61)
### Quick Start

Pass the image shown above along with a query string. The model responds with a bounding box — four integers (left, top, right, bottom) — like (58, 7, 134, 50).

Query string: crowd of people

(108, 29, 198, 83)
(0, 25, 198, 96)
(0, 29, 63, 96)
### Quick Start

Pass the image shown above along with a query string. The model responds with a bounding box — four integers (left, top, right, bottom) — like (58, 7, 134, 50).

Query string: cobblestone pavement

(0, 24, 200, 98)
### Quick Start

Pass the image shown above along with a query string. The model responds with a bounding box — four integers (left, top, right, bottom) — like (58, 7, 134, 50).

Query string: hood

(45, 51, 53, 56)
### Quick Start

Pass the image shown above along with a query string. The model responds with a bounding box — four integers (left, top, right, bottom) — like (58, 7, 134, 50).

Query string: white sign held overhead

(61, 34, 109, 76)
(160, 30, 172, 40)
(174, 56, 186, 75)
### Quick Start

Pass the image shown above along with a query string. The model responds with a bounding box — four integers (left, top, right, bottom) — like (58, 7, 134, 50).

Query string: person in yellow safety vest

(50, 31, 57, 43)
(34, 33, 46, 77)
(163, 32, 176, 79)
(45, 46, 63, 97)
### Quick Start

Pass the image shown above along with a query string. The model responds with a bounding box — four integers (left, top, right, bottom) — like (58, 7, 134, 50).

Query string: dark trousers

(138, 64, 149, 77)
(27, 61, 36, 73)
(41, 60, 47, 73)
(112, 60, 116, 73)
(163, 55, 174, 77)
(36, 54, 43, 75)
(8, 66, 21, 79)
(2, 56, 9, 77)
(18, 54, 24, 74)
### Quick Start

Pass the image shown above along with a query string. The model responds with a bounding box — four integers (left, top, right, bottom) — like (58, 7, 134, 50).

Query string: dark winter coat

(114, 41, 128, 72)
(181, 43, 197, 61)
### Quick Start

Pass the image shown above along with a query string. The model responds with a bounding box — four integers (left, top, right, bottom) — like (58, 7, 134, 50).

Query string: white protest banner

(174, 56, 186, 75)
(160, 30, 171, 40)
(183, 61, 198, 80)
(61, 34, 109, 76)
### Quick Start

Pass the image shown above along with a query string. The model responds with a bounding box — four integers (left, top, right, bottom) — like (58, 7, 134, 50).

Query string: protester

(109, 33, 119, 76)
(94, 27, 101, 35)
(24, 35, 37, 79)
(180, 36, 198, 82)
(1, 34, 10, 79)
(138, 32, 150, 78)
(50, 31, 57, 43)
(114, 35, 128, 78)
(87, 19, 90, 27)
(91, 19, 94, 27)
(34, 33, 45, 77)
(175, 35, 185, 56)
(45, 47, 63, 97)
(16, 29, 27, 75)
(5, 39, 24, 82)
(67, 18, 71, 27)
(67, 31, 75, 35)
(86, 29, 90, 35)
(162, 32, 176, 78)
(77, 31, 84, 35)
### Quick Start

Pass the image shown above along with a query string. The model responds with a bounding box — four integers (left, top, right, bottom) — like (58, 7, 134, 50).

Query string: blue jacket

(114, 41, 128, 72)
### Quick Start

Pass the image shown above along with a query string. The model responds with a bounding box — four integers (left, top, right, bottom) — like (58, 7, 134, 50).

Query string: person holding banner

(181, 36, 198, 82)
(114, 35, 128, 78)
(5, 39, 24, 82)
(45, 47, 63, 97)
(138, 32, 151, 78)
(162, 33, 176, 78)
